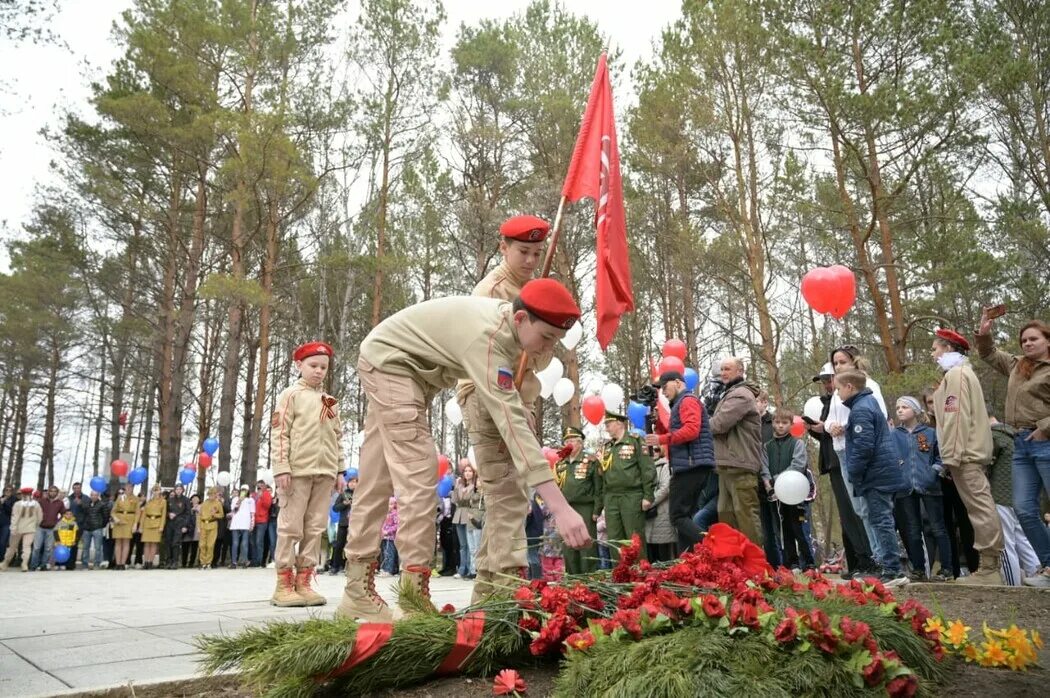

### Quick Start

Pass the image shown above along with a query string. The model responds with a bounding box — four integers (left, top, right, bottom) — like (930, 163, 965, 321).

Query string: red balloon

(826, 265, 856, 320)
(662, 338, 687, 362)
(657, 356, 686, 376)
(582, 395, 606, 425)
(542, 447, 559, 467)
(790, 416, 806, 438)
(437, 454, 450, 478)
(801, 267, 835, 314)
(198, 452, 213, 469)
(184, 461, 198, 472)
(110, 459, 129, 477)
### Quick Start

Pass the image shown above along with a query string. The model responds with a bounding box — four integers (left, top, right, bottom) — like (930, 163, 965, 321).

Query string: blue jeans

(230, 529, 250, 565)
(30, 528, 55, 570)
(864, 490, 902, 574)
(80, 529, 104, 567)
(1013, 431, 1050, 568)
(454, 523, 480, 576)
(380, 539, 399, 574)
(251, 524, 274, 566)
(526, 536, 542, 579)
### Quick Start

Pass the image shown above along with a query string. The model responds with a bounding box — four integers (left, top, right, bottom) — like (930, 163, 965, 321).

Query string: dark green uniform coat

(599, 434, 656, 561)
(555, 451, 602, 573)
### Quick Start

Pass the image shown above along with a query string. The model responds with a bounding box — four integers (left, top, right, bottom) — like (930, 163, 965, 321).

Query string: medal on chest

(618, 444, 635, 460)
(574, 458, 590, 480)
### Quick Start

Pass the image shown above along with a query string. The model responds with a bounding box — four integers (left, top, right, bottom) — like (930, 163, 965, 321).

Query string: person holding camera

(554, 427, 602, 574)
(644, 370, 715, 554)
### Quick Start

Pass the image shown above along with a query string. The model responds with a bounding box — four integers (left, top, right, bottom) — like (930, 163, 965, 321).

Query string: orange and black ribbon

(320, 395, 338, 422)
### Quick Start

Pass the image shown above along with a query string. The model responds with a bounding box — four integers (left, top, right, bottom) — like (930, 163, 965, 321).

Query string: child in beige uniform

(269, 341, 345, 607)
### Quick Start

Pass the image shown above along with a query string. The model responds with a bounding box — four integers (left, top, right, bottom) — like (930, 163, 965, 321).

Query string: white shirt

(827, 376, 887, 452)
(229, 495, 255, 530)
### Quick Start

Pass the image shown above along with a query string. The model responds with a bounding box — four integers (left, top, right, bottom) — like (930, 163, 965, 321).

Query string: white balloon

(258, 468, 274, 484)
(543, 357, 564, 382)
(773, 470, 810, 506)
(560, 322, 583, 349)
(540, 375, 555, 399)
(467, 446, 477, 468)
(600, 383, 625, 413)
(446, 397, 463, 426)
(584, 378, 603, 396)
(553, 377, 576, 406)
(803, 396, 823, 423)
(216, 471, 232, 487)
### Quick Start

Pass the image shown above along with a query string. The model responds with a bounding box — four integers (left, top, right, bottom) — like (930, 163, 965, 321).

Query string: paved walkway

(0, 566, 474, 697)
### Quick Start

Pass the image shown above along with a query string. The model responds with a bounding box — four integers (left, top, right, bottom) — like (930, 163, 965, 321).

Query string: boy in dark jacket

(837, 371, 908, 587)
(766, 408, 816, 571)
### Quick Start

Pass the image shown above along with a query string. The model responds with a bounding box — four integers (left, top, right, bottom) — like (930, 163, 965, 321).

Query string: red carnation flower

(493, 668, 527, 696)
(729, 598, 759, 629)
(611, 609, 643, 639)
(886, 674, 918, 697)
(564, 629, 595, 652)
(861, 654, 886, 687)
(811, 629, 840, 654)
(513, 586, 536, 610)
(440, 603, 456, 614)
(773, 617, 798, 645)
(700, 594, 725, 619)
(518, 614, 541, 632)
(838, 617, 871, 645)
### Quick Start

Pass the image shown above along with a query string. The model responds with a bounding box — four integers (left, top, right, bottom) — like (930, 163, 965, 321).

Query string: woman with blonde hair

(138, 485, 166, 569)
(110, 485, 139, 570)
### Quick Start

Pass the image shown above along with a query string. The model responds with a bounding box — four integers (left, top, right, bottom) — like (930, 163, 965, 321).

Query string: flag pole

(514, 195, 568, 390)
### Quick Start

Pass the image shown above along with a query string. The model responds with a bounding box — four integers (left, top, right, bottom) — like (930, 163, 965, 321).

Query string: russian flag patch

(497, 367, 514, 391)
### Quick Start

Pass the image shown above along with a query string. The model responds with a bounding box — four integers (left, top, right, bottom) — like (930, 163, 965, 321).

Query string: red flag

(562, 52, 634, 350)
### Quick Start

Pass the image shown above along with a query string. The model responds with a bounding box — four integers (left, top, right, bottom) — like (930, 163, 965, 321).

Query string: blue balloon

(89, 476, 107, 494)
(627, 400, 649, 429)
(683, 367, 699, 392)
(202, 437, 220, 456)
(630, 427, 646, 438)
(436, 473, 454, 498)
(344, 468, 359, 481)
(128, 467, 148, 486)
(178, 468, 196, 486)
(54, 544, 71, 564)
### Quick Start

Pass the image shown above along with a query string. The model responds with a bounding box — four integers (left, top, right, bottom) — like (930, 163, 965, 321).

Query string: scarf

(937, 352, 966, 372)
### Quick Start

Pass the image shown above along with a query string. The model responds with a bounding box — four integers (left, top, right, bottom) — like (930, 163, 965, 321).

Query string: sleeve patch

(496, 367, 515, 392)
(944, 396, 959, 413)
(853, 425, 863, 433)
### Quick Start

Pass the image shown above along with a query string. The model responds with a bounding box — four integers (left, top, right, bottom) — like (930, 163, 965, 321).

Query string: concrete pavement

(0, 565, 474, 697)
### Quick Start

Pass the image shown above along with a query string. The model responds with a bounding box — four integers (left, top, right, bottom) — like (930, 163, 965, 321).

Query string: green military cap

(562, 426, 585, 442)
(603, 410, 627, 423)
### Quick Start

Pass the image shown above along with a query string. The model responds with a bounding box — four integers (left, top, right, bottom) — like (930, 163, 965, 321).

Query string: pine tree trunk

(11, 369, 30, 488)
(92, 339, 108, 478)
(246, 200, 279, 478)
(239, 330, 258, 484)
(38, 344, 60, 491)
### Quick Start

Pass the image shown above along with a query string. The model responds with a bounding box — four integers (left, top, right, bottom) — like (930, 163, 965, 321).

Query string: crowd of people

(2, 212, 1047, 627)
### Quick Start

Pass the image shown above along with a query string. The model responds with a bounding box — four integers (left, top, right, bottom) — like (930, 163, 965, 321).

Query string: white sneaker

(453, 573, 462, 579)
(377, 570, 392, 578)
(1022, 568, 1050, 588)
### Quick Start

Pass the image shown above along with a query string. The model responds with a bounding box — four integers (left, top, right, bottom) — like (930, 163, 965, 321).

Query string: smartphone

(985, 304, 1007, 320)
(801, 416, 818, 425)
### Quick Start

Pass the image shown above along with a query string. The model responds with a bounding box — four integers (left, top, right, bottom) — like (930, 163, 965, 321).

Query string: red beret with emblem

(518, 278, 581, 329)
(19, 486, 33, 495)
(935, 328, 970, 353)
(500, 215, 550, 242)
(293, 341, 335, 362)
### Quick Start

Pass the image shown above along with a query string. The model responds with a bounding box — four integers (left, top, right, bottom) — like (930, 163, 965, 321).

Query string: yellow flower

(1032, 630, 1043, 650)
(1003, 651, 1029, 671)
(962, 644, 981, 663)
(946, 620, 971, 647)
(924, 617, 946, 636)
(1005, 633, 1034, 661)
(978, 640, 1008, 667)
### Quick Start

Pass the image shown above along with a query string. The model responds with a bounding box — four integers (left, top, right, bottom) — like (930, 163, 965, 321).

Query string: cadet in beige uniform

(197, 487, 225, 569)
(458, 215, 552, 602)
(270, 341, 345, 607)
(338, 279, 592, 623)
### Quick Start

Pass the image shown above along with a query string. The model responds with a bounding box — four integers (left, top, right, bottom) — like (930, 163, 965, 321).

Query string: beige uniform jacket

(359, 296, 554, 488)
(11, 499, 42, 536)
(933, 359, 993, 467)
(456, 261, 551, 407)
(270, 378, 345, 478)
(977, 333, 1050, 437)
(198, 498, 224, 532)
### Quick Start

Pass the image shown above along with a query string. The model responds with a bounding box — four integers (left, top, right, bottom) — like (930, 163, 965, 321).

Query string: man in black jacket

(164, 484, 193, 570)
(79, 490, 110, 569)
(806, 362, 876, 578)
(0, 486, 15, 561)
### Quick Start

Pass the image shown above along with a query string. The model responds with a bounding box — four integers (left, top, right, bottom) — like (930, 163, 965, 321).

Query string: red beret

(518, 279, 580, 329)
(935, 328, 970, 352)
(500, 215, 550, 242)
(293, 341, 334, 362)
(19, 487, 33, 495)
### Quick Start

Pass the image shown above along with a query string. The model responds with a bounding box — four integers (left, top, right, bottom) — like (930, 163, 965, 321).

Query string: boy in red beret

(459, 214, 560, 602)
(269, 341, 345, 606)
(337, 280, 592, 622)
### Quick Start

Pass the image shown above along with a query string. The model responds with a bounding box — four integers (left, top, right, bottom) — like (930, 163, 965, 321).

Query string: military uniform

(456, 216, 554, 600)
(109, 493, 138, 540)
(599, 414, 655, 561)
(140, 494, 166, 543)
(198, 493, 225, 567)
(554, 428, 602, 574)
(340, 278, 579, 622)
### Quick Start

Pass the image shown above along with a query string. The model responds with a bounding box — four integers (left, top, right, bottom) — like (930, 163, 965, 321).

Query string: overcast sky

(0, 0, 681, 243)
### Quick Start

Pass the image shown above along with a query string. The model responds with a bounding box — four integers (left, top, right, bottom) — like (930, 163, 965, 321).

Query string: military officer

(554, 426, 602, 574)
(599, 410, 656, 561)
